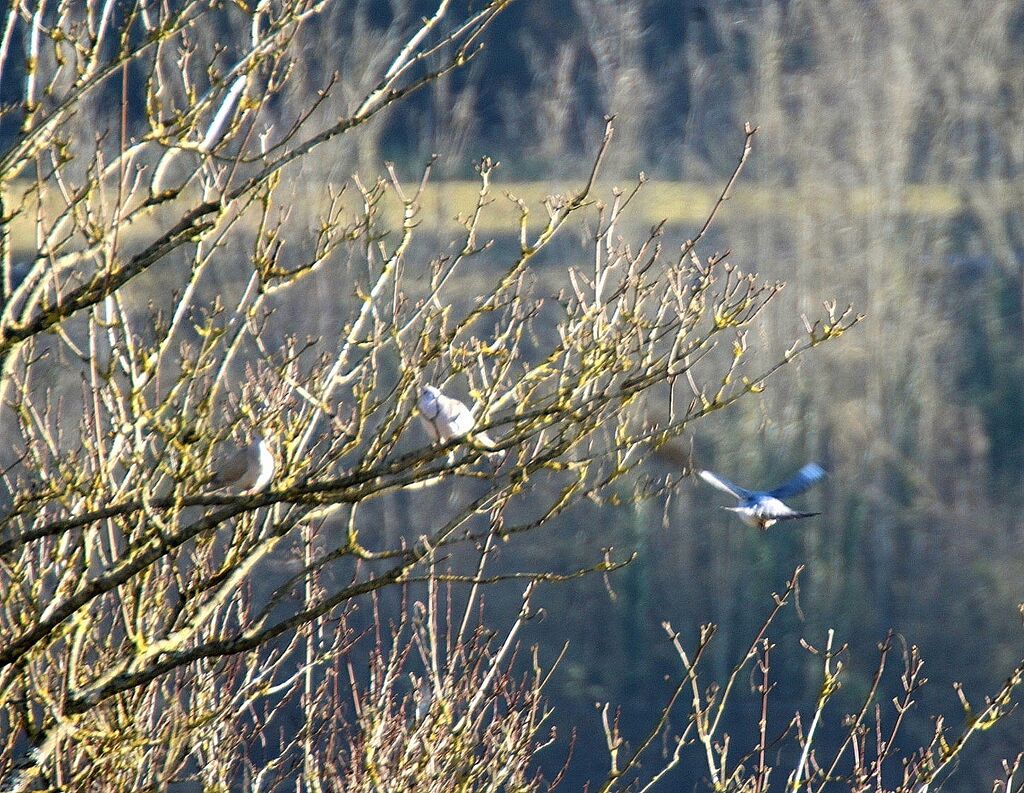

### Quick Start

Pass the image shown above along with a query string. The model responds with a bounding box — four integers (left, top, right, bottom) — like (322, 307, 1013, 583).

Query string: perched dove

(414, 676, 432, 723)
(699, 463, 826, 530)
(418, 385, 503, 462)
(207, 435, 276, 495)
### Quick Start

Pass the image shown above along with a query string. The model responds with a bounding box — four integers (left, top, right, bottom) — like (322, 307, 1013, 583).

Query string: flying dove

(418, 384, 503, 463)
(207, 435, 276, 495)
(699, 463, 826, 530)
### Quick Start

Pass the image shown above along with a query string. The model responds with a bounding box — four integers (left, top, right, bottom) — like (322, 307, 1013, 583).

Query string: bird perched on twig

(206, 435, 276, 495)
(699, 463, 825, 530)
(414, 676, 432, 723)
(418, 384, 504, 463)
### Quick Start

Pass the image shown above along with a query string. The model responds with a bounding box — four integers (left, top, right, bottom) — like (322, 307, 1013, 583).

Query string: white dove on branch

(418, 385, 504, 464)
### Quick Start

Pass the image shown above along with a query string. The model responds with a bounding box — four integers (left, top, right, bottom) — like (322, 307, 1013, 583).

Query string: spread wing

(768, 463, 826, 499)
(699, 470, 752, 499)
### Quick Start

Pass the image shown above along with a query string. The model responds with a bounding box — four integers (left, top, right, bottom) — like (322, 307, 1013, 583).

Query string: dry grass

(2, 179, 975, 257)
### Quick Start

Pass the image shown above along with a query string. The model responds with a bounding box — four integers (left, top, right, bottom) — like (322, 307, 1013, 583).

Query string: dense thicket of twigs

(0, 1, 1020, 791)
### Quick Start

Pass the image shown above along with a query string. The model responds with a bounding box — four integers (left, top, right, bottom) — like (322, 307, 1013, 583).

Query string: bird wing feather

(209, 445, 253, 489)
(699, 470, 752, 498)
(419, 414, 441, 442)
(768, 463, 826, 499)
(751, 498, 808, 519)
(439, 395, 475, 437)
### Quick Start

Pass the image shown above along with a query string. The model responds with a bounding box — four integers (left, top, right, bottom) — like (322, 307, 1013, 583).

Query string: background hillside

(1, 0, 1022, 789)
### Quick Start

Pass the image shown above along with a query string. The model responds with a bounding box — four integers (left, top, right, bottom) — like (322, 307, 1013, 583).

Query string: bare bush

(0, 1, 864, 788)
(594, 567, 1024, 792)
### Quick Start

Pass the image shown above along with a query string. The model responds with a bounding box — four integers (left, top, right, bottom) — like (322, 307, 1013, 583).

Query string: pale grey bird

(699, 463, 826, 530)
(418, 384, 503, 462)
(414, 676, 432, 723)
(207, 435, 276, 495)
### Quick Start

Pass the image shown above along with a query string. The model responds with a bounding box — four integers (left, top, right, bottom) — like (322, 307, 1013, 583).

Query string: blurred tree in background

(0, 0, 1022, 790)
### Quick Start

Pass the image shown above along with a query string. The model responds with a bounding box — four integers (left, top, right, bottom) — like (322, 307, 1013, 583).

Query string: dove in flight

(418, 385, 503, 463)
(699, 463, 825, 530)
(207, 435, 276, 495)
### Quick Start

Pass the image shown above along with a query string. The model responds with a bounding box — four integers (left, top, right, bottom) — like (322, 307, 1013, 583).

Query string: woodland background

(1, 0, 1023, 789)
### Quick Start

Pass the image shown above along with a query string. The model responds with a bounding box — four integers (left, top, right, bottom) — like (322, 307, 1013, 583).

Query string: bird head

(418, 385, 442, 417)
